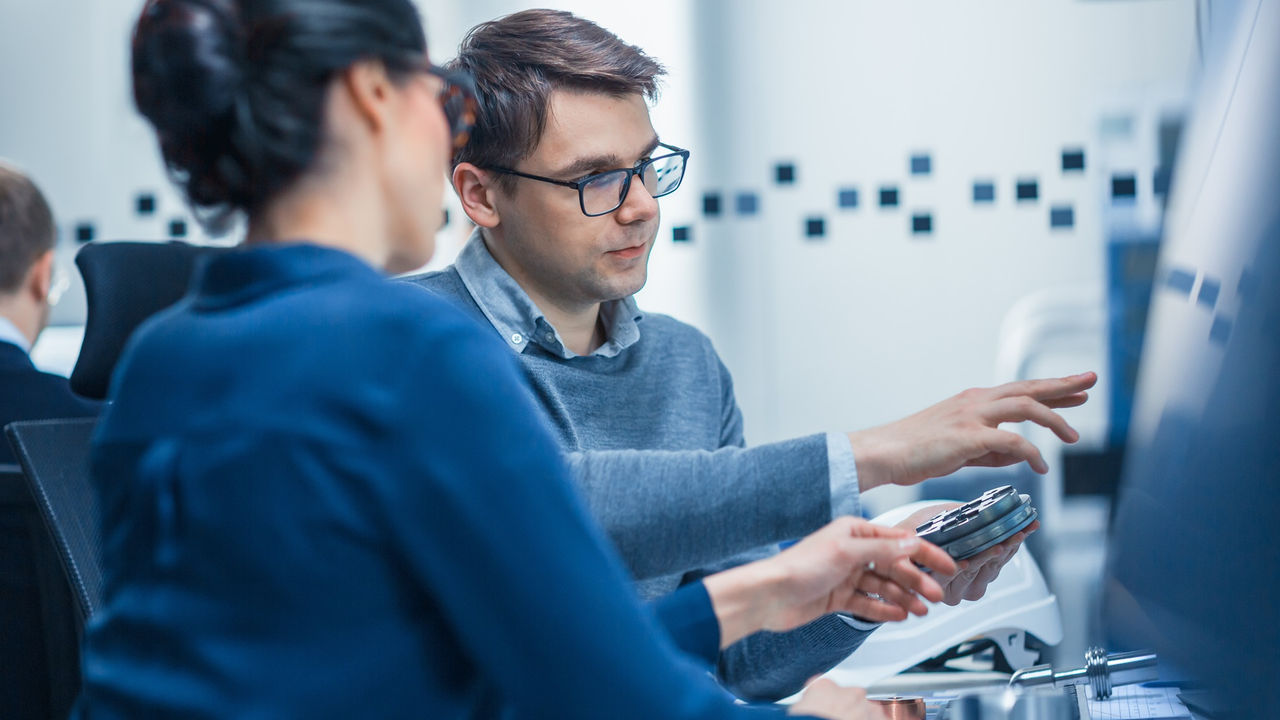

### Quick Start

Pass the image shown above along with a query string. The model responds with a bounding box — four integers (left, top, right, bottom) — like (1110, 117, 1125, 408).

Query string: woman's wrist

(701, 559, 787, 649)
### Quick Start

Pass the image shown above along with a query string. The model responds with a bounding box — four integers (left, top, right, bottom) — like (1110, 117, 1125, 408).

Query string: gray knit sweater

(402, 235, 877, 701)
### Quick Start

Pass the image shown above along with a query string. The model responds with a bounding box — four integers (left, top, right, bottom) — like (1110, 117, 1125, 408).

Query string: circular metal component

(1086, 646, 1112, 699)
(915, 486, 1037, 560)
(870, 695, 927, 720)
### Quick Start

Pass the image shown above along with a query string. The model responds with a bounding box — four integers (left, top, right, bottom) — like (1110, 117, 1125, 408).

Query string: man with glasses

(406, 9, 1094, 701)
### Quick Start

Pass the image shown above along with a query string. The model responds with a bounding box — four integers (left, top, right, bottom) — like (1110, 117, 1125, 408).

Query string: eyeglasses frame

(485, 142, 690, 217)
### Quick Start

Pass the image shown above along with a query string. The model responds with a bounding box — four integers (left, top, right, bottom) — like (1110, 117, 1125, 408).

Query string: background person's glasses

(486, 143, 690, 217)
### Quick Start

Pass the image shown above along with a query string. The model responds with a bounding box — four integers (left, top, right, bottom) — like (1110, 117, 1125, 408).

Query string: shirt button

(510, 333, 523, 344)
(544, 332, 555, 342)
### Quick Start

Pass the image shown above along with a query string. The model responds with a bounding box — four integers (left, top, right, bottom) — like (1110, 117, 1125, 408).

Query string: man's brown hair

(448, 9, 666, 191)
(0, 163, 56, 294)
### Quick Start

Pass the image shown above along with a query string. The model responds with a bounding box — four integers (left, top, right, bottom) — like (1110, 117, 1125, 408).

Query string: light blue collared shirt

(452, 233, 642, 360)
(0, 316, 31, 354)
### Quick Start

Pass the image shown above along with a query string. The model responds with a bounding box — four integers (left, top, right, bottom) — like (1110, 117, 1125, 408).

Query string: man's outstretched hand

(848, 372, 1097, 491)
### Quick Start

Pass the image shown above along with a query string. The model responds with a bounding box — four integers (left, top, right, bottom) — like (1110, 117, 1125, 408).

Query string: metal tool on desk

(1009, 647, 1157, 699)
(938, 687, 1079, 720)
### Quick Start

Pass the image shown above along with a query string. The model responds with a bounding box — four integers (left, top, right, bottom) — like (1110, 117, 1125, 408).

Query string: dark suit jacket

(0, 340, 99, 463)
(0, 338, 98, 720)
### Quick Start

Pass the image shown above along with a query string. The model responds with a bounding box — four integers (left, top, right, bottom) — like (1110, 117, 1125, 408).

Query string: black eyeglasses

(486, 143, 690, 217)
(421, 63, 478, 153)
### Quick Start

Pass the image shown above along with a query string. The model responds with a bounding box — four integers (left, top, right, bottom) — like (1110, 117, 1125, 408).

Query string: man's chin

(592, 269, 648, 303)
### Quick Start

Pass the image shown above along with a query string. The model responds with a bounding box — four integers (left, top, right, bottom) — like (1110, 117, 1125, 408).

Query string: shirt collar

(191, 242, 382, 311)
(0, 316, 31, 354)
(452, 228, 643, 359)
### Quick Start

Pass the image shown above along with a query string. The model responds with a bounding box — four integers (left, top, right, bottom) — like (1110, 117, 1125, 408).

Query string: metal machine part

(1008, 648, 1158, 699)
(915, 486, 1038, 560)
(869, 695, 927, 720)
(939, 687, 1075, 720)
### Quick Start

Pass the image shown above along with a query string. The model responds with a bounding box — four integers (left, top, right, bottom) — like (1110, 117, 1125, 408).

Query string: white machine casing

(822, 500, 1063, 688)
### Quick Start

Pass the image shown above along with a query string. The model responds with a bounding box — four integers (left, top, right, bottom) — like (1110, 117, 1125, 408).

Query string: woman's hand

(702, 517, 956, 648)
(787, 680, 889, 720)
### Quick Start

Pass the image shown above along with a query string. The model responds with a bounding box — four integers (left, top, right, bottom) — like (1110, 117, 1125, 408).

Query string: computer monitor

(1101, 1, 1280, 716)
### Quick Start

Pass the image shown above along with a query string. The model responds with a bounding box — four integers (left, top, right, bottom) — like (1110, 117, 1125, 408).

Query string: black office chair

(5, 240, 226, 718)
(0, 462, 58, 719)
(72, 240, 232, 399)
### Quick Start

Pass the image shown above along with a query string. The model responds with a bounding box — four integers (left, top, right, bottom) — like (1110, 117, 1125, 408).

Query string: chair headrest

(70, 241, 232, 400)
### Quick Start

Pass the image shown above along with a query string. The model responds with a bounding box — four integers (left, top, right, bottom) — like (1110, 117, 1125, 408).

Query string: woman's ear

(452, 162, 502, 229)
(341, 60, 394, 134)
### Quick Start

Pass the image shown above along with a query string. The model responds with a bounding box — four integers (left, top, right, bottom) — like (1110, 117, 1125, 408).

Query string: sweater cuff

(824, 432, 862, 518)
(836, 612, 884, 632)
(650, 581, 721, 669)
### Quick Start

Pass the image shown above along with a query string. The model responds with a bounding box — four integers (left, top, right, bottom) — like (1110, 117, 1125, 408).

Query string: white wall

(3, 0, 1200, 444)
(681, 0, 1198, 447)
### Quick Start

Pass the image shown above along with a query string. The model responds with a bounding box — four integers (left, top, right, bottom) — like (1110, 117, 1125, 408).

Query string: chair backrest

(71, 240, 232, 400)
(0, 463, 24, 502)
(5, 418, 102, 621)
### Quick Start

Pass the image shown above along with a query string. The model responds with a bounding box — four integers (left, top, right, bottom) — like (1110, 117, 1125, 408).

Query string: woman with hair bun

(81, 1, 950, 717)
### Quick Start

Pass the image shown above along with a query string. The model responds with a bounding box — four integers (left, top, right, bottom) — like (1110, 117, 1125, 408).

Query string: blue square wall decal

(1153, 167, 1171, 196)
(75, 223, 95, 243)
(1197, 277, 1221, 310)
(672, 226, 691, 243)
(135, 193, 156, 215)
(702, 193, 722, 217)
(910, 154, 932, 176)
(1112, 174, 1137, 199)
(1016, 179, 1039, 202)
(1062, 149, 1086, 172)
(775, 163, 796, 184)
(879, 187, 899, 207)
(735, 192, 759, 216)
(838, 188, 859, 209)
(911, 213, 933, 234)
(973, 181, 995, 203)
(1050, 205, 1074, 229)
(168, 219, 188, 238)
(805, 217, 825, 238)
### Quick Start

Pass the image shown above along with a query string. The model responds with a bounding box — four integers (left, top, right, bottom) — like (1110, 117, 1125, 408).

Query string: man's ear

(28, 249, 53, 303)
(452, 162, 502, 228)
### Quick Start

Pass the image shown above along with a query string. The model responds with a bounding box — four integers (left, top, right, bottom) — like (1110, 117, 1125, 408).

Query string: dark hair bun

(132, 0, 251, 229)
(130, 0, 428, 233)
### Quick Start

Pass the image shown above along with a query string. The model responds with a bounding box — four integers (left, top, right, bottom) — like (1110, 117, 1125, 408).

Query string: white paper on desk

(1087, 685, 1191, 720)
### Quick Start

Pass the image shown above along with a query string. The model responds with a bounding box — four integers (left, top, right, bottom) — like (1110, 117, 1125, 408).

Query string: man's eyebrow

(553, 137, 662, 180)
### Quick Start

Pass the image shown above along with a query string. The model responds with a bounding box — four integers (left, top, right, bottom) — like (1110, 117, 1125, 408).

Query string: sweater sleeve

(563, 436, 833, 580)
(377, 319, 799, 720)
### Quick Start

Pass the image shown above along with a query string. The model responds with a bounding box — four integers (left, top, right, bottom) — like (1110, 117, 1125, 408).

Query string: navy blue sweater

(78, 244, 801, 719)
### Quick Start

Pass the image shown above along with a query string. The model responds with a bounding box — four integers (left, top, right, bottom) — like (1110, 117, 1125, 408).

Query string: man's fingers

(979, 429, 1048, 473)
(1042, 391, 1089, 410)
(989, 372, 1097, 402)
(981, 396, 1080, 443)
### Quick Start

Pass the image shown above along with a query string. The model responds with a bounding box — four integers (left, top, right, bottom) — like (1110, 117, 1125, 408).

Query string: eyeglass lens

(580, 153, 686, 215)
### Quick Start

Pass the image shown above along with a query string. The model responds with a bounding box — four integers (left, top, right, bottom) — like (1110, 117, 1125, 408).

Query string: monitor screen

(1101, 1, 1280, 715)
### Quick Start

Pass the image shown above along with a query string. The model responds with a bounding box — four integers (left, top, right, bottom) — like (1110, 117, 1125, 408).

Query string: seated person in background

(0, 160, 99, 720)
(407, 9, 1091, 701)
(81, 1, 953, 718)
(0, 161, 99, 462)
